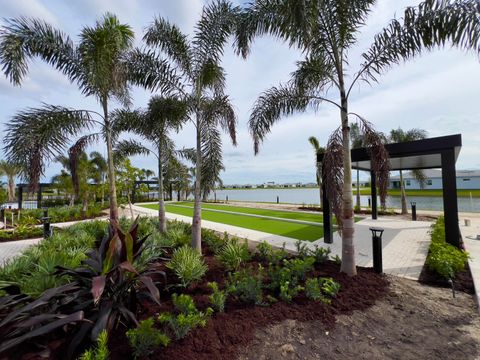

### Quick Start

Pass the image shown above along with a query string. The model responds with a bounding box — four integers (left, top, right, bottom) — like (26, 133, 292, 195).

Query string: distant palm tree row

(1, 0, 479, 276)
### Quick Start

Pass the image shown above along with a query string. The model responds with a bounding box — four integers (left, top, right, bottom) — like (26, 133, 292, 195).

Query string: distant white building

(389, 169, 480, 190)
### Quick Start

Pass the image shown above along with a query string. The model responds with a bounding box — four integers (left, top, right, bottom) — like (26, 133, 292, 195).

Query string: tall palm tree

(389, 128, 428, 215)
(140, 1, 239, 251)
(235, 0, 479, 276)
(0, 160, 21, 202)
(308, 136, 325, 209)
(113, 96, 188, 233)
(0, 14, 176, 223)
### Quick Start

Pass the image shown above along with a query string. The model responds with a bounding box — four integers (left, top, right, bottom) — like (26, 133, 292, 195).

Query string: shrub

(167, 246, 208, 287)
(295, 241, 331, 265)
(208, 282, 226, 312)
(126, 318, 170, 359)
(202, 229, 225, 254)
(295, 240, 310, 258)
(279, 281, 303, 302)
(286, 257, 315, 281)
(320, 278, 341, 297)
(256, 241, 274, 261)
(331, 254, 341, 265)
(227, 267, 263, 305)
(216, 238, 250, 271)
(166, 227, 191, 248)
(426, 217, 469, 279)
(79, 330, 109, 360)
(158, 294, 212, 340)
(267, 243, 289, 265)
(305, 278, 322, 301)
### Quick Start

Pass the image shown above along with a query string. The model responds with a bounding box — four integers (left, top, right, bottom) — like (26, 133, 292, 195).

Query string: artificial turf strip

(173, 201, 325, 223)
(141, 204, 324, 241)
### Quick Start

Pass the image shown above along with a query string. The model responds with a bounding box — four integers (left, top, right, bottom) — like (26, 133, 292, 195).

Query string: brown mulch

(419, 262, 475, 295)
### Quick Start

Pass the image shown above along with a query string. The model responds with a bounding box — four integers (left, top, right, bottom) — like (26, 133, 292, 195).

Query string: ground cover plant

(0, 215, 389, 359)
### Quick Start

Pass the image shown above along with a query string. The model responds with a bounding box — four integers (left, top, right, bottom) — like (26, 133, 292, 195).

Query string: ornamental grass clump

(305, 277, 341, 304)
(167, 246, 208, 288)
(79, 330, 109, 360)
(126, 318, 170, 359)
(217, 238, 250, 271)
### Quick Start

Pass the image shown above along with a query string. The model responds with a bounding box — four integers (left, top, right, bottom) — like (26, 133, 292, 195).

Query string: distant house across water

(389, 169, 480, 190)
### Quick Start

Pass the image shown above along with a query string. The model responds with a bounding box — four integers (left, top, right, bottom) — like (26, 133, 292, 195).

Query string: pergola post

(441, 149, 460, 247)
(322, 182, 333, 244)
(370, 170, 378, 220)
(17, 186, 23, 209)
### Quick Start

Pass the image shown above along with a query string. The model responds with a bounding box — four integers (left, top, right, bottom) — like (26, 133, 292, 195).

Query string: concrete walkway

(132, 204, 432, 280)
(459, 214, 480, 309)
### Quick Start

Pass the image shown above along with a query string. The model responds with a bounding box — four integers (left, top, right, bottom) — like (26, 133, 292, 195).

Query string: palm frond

(126, 48, 183, 94)
(249, 83, 310, 154)
(113, 139, 152, 163)
(0, 17, 78, 85)
(359, 0, 480, 84)
(3, 105, 93, 189)
(201, 95, 237, 145)
(68, 134, 100, 198)
(200, 124, 224, 197)
(292, 52, 335, 93)
(143, 17, 192, 76)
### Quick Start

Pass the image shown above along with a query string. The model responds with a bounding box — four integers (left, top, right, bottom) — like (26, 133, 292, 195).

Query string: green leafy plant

(126, 318, 170, 359)
(426, 217, 469, 279)
(216, 238, 250, 271)
(256, 241, 273, 261)
(79, 330, 109, 360)
(208, 282, 226, 312)
(332, 254, 342, 265)
(309, 245, 331, 265)
(167, 246, 208, 287)
(227, 267, 263, 305)
(158, 294, 212, 340)
(305, 278, 322, 301)
(279, 280, 303, 302)
(267, 243, 289, 265)
(285, 257, 315, 281)
(202, 229, 225, 254)
(320, 278, 341, 298)
(295, 240, 310, 258)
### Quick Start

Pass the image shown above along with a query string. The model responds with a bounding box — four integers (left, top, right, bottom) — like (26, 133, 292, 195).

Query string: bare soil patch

(238, 277, 480, 360)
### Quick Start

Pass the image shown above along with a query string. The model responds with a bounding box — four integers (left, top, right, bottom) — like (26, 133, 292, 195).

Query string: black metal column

(322, 182, 333, 244)
(18, 186, 23, 209)
(441, 149, 460, 247)
(370, 170, 378, 220)
(37, 186, 42, 209)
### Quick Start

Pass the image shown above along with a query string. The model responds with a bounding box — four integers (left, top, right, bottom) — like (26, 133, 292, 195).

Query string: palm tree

(0, 14, 177, 223)
(308, 136, 325, 209)
(113, 96, 188, 233)
(235, 0, 479, 276)
(140, 1, 239, 251)
(89, 151, 108, 205)
(389, 128, 428, 215)
(0, 160, 21, 202)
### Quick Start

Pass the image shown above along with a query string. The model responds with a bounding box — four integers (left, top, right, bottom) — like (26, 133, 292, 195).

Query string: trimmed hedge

(426, 216, 469, 279)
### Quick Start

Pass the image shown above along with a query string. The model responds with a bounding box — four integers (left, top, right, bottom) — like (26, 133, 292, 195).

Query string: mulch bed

(419, 262, 475, 295)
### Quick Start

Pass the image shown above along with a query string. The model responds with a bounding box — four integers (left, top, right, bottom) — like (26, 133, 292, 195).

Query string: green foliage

(216, 238, 250, 271)
(255, 241, 273, 261)
(208, 281, 226, 312)
(426, 216, 469, 279)
(158, 294, 213, 340)
(79, 330, 109, 360)
(320, 277, 341, 298)
(304, 278, 322, 301)
(0, 226, 43, 241)
(332, 254, 341, 265)
(295, 241, 330, 265)
(202, 228, 225, 254)
(126, 318, 170, 359)
(285, 257, 315, 281)
(279, 281, 303, 302)
(227, 267, 263, 305)
(167, 246, 208, 287)
(166, 226, 191, 248)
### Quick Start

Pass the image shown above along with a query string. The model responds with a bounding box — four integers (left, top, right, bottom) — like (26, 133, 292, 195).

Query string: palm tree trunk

(400, 170, 408, 214)
(191, 116, 202, 252)
(101, 174, 105, 207)
(339, 84, 356, 277)
(317, 164, 323, 209)
(7, 176, 15, 202)
(103, 101, 119, 223)
(157, 145, 167, 233)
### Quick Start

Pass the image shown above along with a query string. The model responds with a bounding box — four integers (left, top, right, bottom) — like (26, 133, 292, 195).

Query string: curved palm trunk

(157, 145, 167, 233)
(191, 117, 202, 252)
(399, 170, 408, 214)
(7, 176, 15, 202)
(103, 102, 119, 224)
(339, 85, 356, 276)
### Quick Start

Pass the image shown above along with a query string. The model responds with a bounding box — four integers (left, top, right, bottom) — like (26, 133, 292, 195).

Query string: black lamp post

(411, 201, 417, 221)
(369, 227, 384, 274)
(41, 207, 52, 239)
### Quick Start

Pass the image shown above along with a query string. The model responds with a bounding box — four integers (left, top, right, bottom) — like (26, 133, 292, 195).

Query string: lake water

(204, 188, 480, 213)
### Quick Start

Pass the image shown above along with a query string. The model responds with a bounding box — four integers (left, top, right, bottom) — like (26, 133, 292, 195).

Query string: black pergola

(318, 134, 462, 247)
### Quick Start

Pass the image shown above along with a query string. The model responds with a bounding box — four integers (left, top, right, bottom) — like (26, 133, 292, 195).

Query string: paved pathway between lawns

(132, 204, 432, 281)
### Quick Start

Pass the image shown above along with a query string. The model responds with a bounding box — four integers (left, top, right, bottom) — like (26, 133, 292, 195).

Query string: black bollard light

(41, 207, 52, 239)
(411, 202, 417, 221)
(369, 227, 384, 274)
(368, 198, 371, 207)
(276, 196, 279, 204)
(226, 196, 228, 202)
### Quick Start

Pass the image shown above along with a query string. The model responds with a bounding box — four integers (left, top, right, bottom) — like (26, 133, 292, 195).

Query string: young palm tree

(113, 96, 188, 233)
(389, 128, 428, 215)
(0, 14, 176, 223)
(235, 0, 479, 276)
(138, 1, 239, 251)
(89, 151, 108, 205)
(0, 160, 21, 202)
(307, 136, 325, 209)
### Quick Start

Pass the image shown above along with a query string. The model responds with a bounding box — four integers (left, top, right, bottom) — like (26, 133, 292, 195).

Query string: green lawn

(174, 201, 325, 223)
(141, 203, 324, 241)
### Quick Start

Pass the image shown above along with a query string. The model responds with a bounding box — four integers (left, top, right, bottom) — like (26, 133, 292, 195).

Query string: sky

(0, 0, 479, 186)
